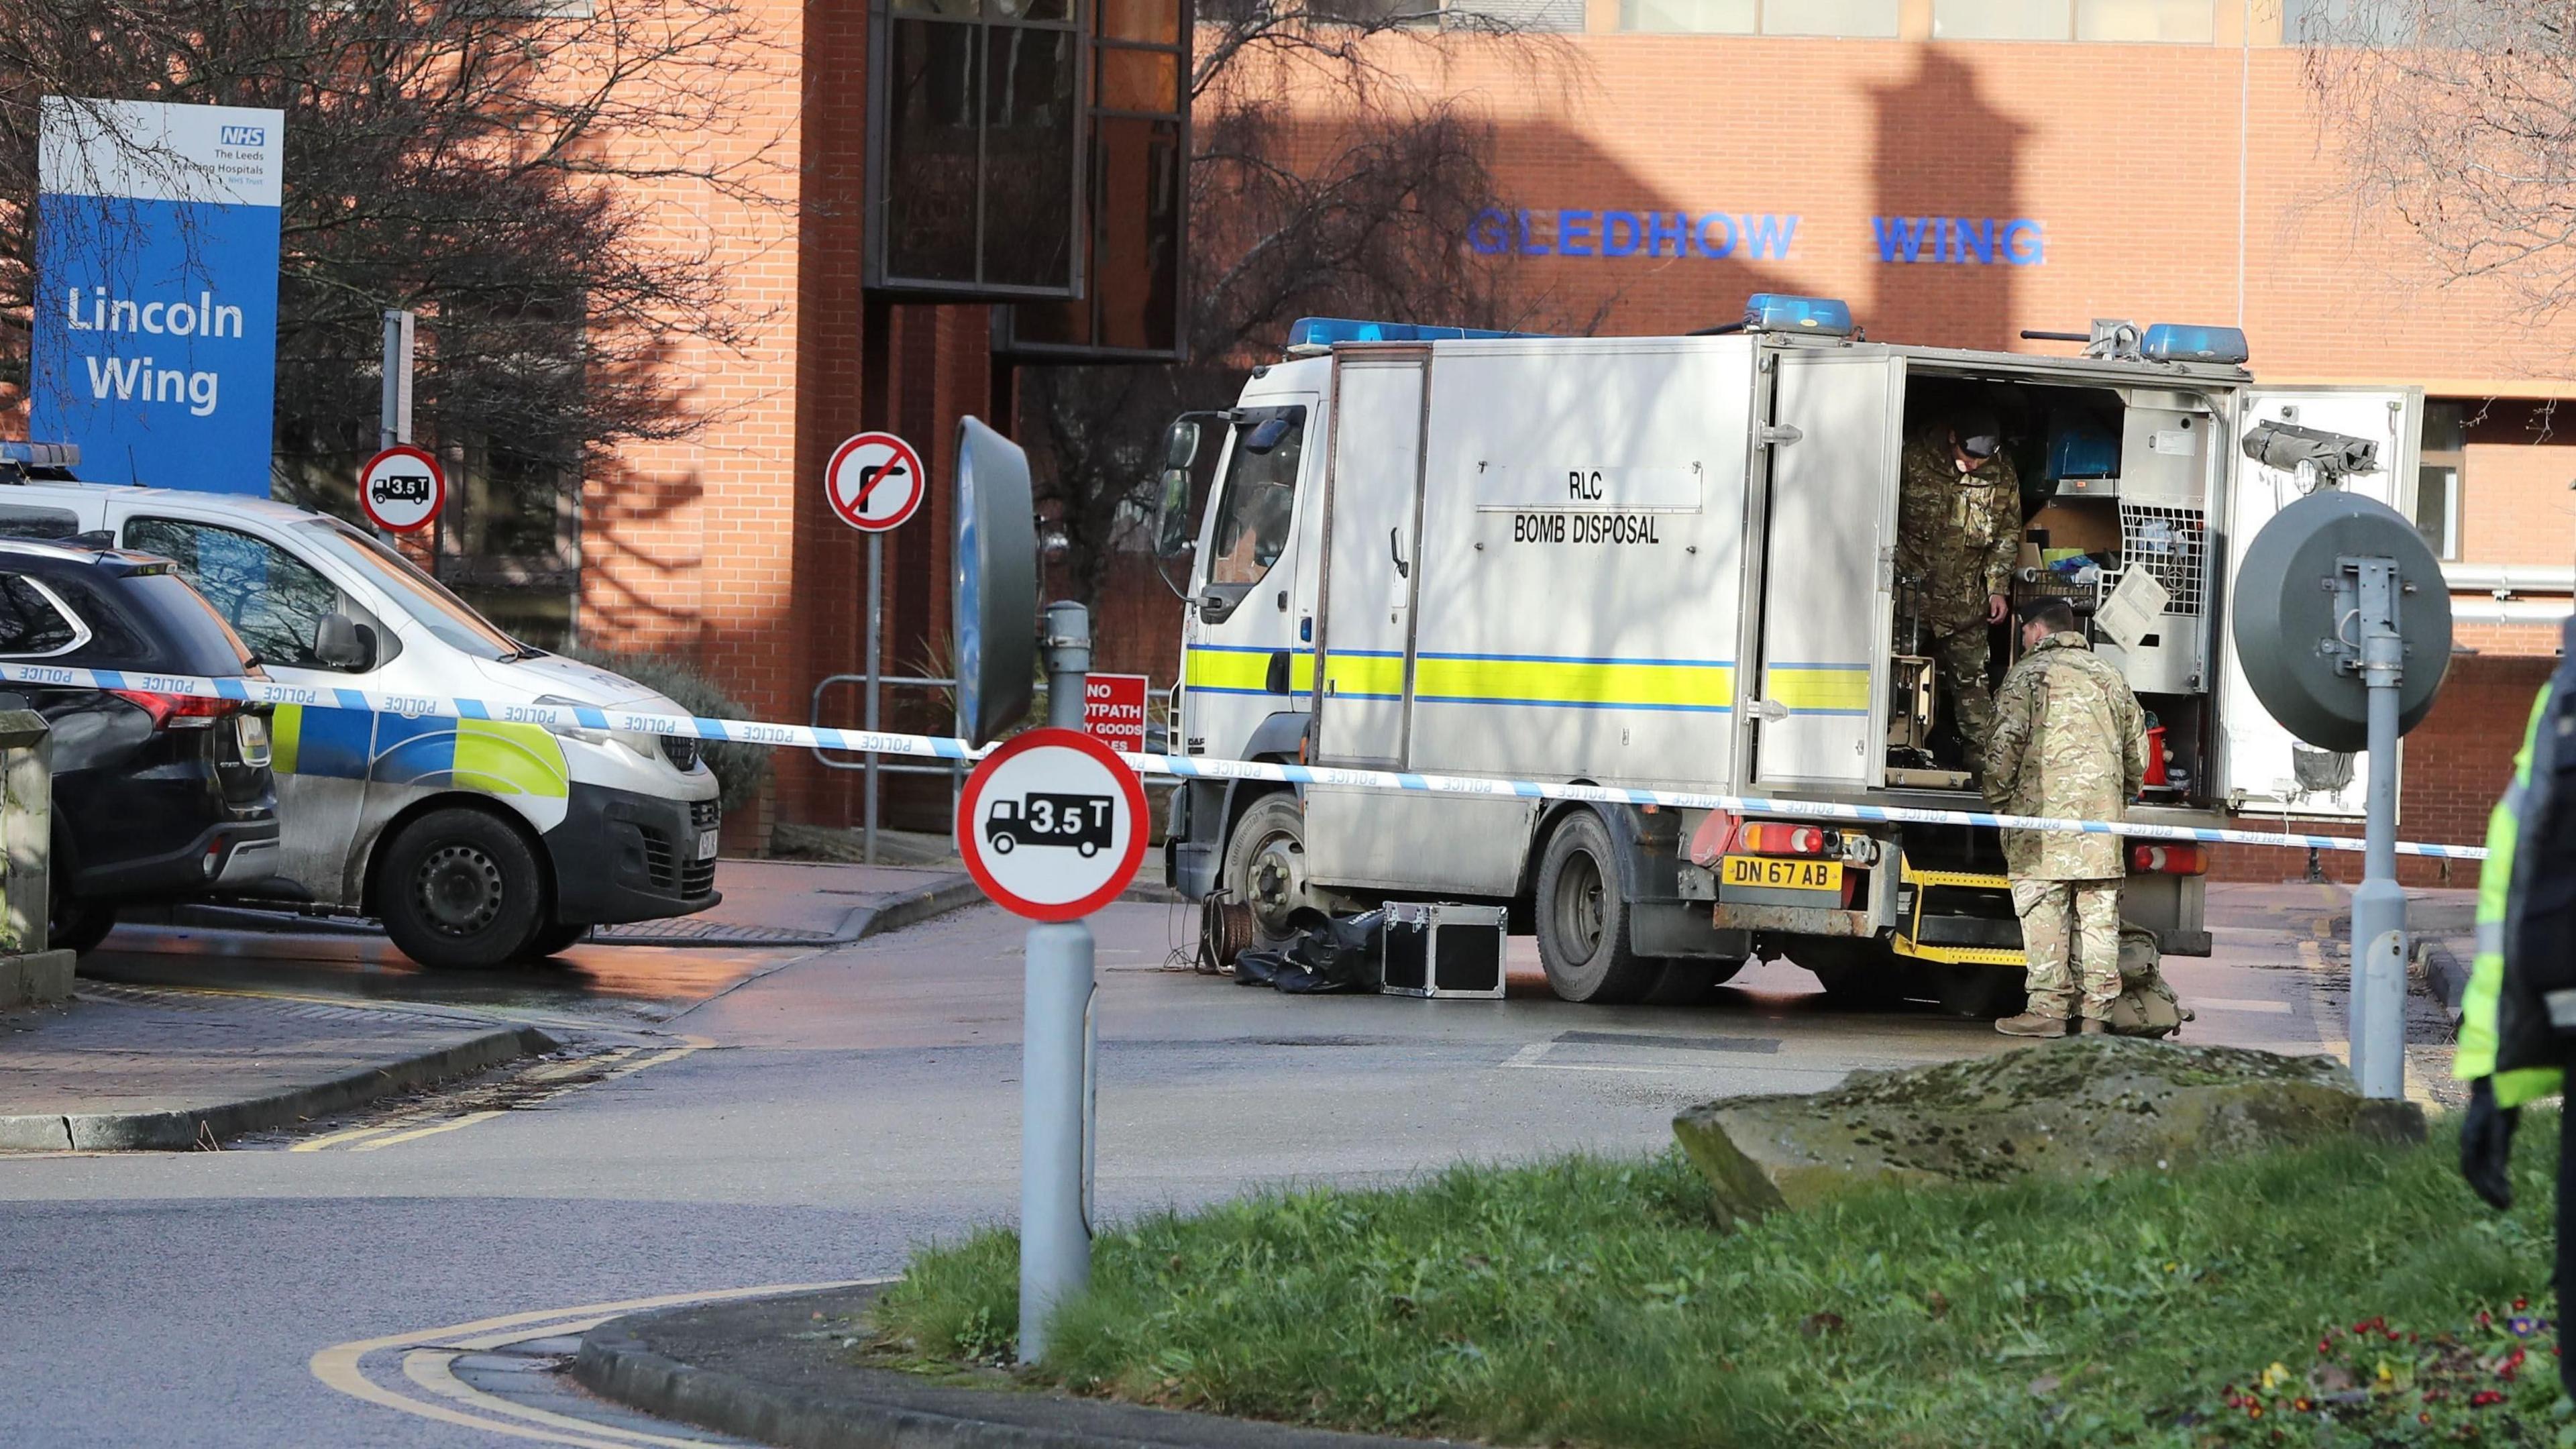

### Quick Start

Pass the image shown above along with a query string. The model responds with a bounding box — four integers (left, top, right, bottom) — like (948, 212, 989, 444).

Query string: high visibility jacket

(2459, 628, 2576, 1107)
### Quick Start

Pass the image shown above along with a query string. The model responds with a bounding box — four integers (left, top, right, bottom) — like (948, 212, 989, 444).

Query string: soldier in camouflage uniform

(1894, 411, 2022, 764)
(1982, 596, 2149, 1038)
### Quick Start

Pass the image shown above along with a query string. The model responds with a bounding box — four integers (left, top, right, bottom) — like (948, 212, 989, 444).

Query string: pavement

(0, 873, 2473, 1448)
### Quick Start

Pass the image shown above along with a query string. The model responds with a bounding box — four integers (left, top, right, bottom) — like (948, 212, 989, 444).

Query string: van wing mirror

(314, 611, 371, 671)
(1163, 418, 1203, 471)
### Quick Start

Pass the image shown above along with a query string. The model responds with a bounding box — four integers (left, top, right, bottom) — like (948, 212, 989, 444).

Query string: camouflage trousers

(1931, 625, 1996, 761)
(2010, 877, 2123, 1022)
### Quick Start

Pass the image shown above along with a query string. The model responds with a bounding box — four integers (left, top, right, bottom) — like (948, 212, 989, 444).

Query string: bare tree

(2303, 2, 2576, 321)
(1026, 3, 1586, 606)
(0, 0, 783, 517)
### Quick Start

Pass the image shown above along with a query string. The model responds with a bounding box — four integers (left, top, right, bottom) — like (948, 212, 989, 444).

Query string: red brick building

(44, 3, 2522, 858)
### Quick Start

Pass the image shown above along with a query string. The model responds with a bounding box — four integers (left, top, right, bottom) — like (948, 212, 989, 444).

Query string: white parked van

(0, 468, 721, 969)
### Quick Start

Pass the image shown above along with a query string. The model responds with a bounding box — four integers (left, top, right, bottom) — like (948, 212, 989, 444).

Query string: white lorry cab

(1150, 299, 2424, 1013)
(0, 463, 721, 969)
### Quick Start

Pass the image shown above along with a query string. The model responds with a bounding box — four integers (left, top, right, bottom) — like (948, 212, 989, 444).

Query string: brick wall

(2208, 653, 2558, 886)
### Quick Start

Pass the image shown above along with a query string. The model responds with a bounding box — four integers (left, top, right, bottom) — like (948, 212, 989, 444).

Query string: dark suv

(0, 540, 282, 953)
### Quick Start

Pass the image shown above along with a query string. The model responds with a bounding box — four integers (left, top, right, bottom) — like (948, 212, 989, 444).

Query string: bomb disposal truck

(1150, 298, 2424, 1012)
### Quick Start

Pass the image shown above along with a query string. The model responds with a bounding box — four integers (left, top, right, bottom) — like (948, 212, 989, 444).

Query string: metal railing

(810, 673, 965, 863)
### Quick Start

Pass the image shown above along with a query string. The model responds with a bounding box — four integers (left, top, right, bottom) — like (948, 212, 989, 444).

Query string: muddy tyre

(1220, 793, 1319, 949)
(1534, 812, 1658, 1004)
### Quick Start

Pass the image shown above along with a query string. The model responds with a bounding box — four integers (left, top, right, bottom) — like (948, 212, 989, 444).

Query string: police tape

(0, 659, 2491, 863)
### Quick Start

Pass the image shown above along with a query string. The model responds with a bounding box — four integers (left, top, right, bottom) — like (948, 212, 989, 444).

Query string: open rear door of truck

(2221, 386, 2423, 818)
(1751, 349, 1906, 792)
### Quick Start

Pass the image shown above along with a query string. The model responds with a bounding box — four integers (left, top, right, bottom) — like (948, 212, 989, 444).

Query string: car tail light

(2131, 843, 2210, 875)
(111, 689, 244, 731)
(1739, 822, 1835, 856)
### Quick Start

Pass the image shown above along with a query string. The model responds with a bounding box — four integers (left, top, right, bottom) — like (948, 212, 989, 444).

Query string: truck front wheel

(1222, 793, 1318, 948)
(1534, 812, 1658, 1004)
(378, 808, 546, 971)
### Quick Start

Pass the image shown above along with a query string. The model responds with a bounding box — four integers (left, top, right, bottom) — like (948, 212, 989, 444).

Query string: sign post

(826, 431, 928, 864)
(955, 628, 1140, 1364)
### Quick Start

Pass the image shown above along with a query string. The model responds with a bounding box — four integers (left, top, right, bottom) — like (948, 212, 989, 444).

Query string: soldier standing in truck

(1894, 406, 2021, 765)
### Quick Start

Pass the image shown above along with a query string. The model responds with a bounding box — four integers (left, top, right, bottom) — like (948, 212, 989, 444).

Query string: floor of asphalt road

(0, 879, 2466, 1448)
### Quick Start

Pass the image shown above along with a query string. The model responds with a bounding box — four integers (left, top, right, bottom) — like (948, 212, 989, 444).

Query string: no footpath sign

(1082, 674, 1150, 753)
(958, 727, 1146, 922)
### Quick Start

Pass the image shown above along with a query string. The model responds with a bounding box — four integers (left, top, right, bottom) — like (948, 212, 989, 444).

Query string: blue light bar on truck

(1743, 294, 1855, 337)
(2139, 323, 2250, 366)
(1287, 317, 1539, 346)
(0, 442, 79, 468)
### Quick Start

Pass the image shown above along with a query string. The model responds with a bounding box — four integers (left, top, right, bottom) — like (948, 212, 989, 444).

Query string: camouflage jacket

(1982, 632, 2148, 880)
(1894, 432, 2022, 632)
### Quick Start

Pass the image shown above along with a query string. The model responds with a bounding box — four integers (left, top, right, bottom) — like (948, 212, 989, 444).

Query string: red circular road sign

(826, 431, 927, 533)
(957, 727, 1146, 922)
(358, 445, 446, 534)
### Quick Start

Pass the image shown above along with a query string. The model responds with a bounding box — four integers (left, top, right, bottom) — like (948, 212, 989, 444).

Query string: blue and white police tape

(0, 658, 2489, 862)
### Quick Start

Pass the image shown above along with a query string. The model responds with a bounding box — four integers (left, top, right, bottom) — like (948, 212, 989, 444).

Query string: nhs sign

(31, 97, 284, 496)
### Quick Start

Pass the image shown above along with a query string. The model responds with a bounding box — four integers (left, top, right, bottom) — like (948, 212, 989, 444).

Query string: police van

(0, 453, 720, 969)
(1150, 299, 2423, 1013)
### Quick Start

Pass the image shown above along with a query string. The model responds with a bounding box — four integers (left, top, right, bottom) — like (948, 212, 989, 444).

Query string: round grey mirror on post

(2230, 488, 2451, 753)
(955, 415, 1036, 749)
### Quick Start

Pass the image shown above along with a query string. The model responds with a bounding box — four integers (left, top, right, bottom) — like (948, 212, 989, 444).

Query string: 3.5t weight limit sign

(959, 727, 1146, 921)
(826, 431, 926, 533)
(358, 445, 445, 534)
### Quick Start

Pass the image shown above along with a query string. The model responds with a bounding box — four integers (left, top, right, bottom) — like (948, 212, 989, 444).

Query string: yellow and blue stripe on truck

(1183, 647, 1736, 712)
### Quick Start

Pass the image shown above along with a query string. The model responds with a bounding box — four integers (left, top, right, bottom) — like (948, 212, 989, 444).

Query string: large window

(2416, 401, 2464, 562)
(1617, 0, 1897, 33)
(2286, 0, 2412, 44)
(994, 0, 1187, 358)
(124, 517, 352, 669)
(1933, 0, 2212, 39)
(870, 0, 1086, 297)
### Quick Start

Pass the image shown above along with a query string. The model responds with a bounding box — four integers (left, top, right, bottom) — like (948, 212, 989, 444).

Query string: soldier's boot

(2077, 1018, 2109, 1036)
(1994, 1012, 2070, 1038)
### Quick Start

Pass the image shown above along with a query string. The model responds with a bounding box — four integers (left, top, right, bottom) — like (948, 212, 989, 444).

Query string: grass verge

(871, 1116, 2563, 1447)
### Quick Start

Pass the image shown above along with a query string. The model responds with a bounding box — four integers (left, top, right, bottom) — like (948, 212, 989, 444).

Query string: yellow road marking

(309, 1281, 883, 1448)
(350, 1110, 508, 1151)
(290, 1118, 428, 1152)
(402, 1348, 720, 1448)
(527, 1046, 639, 1081)
(603, 1045, 700, 1079)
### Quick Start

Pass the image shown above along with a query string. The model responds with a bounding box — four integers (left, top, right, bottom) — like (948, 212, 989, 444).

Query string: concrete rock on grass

(1672, 1036, 2426, 1223)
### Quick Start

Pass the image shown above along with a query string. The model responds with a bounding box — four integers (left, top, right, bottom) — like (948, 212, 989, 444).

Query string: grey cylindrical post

(1020, 920, 1095, 1362)
(1044, 601, 1091, 730)
(865, 533, 883, 866)
(2348, 558, 2408, 1099)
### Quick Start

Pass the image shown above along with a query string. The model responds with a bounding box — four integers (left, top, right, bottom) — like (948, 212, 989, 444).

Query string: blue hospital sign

(32, 97, 284, 495)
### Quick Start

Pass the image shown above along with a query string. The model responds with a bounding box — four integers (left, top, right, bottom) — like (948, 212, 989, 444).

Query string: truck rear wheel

(378, 808, 546, 971)
(1222, 793, 1318, 948)
(1534, 812, 1658, 1004)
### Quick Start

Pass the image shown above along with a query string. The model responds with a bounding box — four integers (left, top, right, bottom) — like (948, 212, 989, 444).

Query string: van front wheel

(1534, 812, 1658, 1004)
(380, 808, 546, 971)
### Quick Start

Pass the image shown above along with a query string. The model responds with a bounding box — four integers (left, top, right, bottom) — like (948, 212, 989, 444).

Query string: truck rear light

(2131, 843, 2210, 875)
(1739, 822, 1834, 857)
(111, 689, 244, 730)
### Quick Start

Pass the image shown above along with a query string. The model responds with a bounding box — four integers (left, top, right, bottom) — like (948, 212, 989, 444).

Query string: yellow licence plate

(1721, 855, 1842, 892)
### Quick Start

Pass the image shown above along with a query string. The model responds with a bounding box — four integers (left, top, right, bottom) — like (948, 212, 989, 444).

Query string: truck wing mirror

(314, 611, 372, 671)
(1152, 466, 1195, 559)
(1163, 418, 1202, 471)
